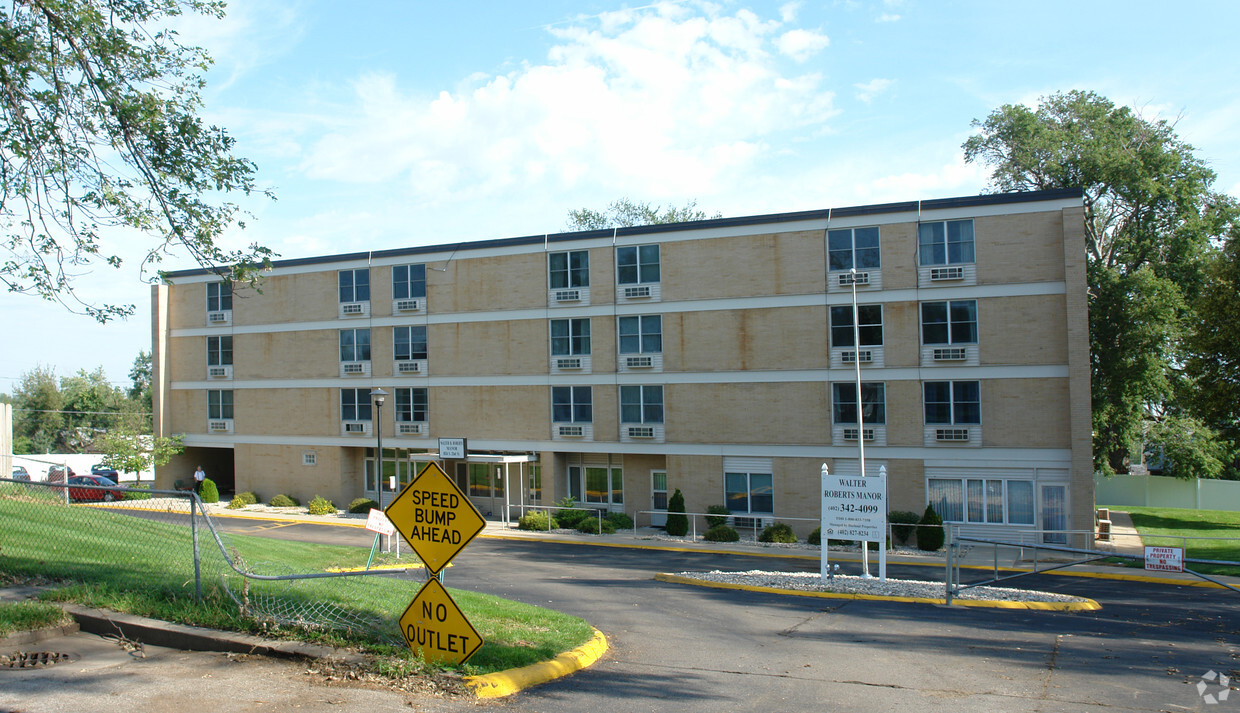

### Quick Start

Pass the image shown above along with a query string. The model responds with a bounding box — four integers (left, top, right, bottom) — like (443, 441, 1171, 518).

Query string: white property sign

(1144, 546, 1184, 573)
(438, 438, 467, 460)
(365, 508, 396, 537)
(821, 472, 887, 542)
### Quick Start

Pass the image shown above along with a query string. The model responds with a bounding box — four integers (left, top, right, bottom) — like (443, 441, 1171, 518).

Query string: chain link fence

(0, 477, 410, 647)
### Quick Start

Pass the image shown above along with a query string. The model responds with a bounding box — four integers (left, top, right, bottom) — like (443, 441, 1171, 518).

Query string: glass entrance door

(1041, 484, 1067, 544)
(650, 471, 668, 527)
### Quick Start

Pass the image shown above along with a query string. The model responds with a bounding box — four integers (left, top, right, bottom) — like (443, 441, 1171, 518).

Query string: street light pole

(370, 387, 387, 551)
(850, 268, 871, 579)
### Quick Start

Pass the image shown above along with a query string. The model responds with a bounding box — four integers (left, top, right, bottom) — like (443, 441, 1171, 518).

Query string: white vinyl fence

(1094, 473, 1240, 511)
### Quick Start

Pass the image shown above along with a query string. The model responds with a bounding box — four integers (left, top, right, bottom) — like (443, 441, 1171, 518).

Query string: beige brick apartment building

(152, 188, 1092, 542)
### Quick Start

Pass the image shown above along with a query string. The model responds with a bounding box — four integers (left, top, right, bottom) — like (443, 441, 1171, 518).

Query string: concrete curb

(465, 629, 609, 698)
(61, 604, 369, 665)
(653, 573, 1103, 611)
(0, 622, 81, 649)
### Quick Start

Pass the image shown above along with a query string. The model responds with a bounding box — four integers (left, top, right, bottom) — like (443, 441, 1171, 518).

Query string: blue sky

(3, 0, 1239, 394)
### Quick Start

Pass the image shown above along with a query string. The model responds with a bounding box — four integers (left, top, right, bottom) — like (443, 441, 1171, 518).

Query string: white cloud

(779, 2, 802, 23)
(869, 155, 990, 198)
(776, 29, 830, 62)
(854, 78, 894, 104)
(293, 3, 838, 205)
(876, 13, 901, 22)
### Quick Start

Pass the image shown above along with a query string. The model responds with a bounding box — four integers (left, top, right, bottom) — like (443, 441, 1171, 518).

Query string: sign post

(385, 461, 487, 665)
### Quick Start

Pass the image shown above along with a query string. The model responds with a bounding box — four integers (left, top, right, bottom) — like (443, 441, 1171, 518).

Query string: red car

(65, 474, 125, 502)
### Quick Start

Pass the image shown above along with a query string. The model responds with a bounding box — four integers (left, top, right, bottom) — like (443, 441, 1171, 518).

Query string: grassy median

(1123, 506, 1240, 576)
(0, 487, 593, 674)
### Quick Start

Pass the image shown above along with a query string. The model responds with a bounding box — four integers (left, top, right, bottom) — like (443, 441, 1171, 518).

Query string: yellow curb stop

(465, 629, 608, 698)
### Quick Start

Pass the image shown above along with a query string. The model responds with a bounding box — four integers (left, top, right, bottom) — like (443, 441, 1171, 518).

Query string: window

(827, 227, 880, 272)
(921, 301, 977, 345)
(339, 329, 371, 362)
(393, 264, 426, 300)
(550, 319, 591, 356)
(339, 268, 370, 302)
(617, 245, 660, 284)
(919, 219, 975, 266)
(924, 381, 980, 425)
(341, 388, 372, 421)
(207, 389, 233, 420)
(469, 463, 492, 498)
(551, 386, 592, 423)
(928, 477, 1035, 525)
(549, 250, 589, 289)
(529, 465, 542, 502)
(207, 336, 232, 366)
(206, 282, 232, 312)
(832, 383, 886, 424)
(582, 466, 622, 505)
(394, 388, 428, 423)
(618, 315, 662, 354)
(725, 472, 773, 514)
(829, 305, 883, 347)
(620, 385, 664, 424)
(394, 326, 427, 361)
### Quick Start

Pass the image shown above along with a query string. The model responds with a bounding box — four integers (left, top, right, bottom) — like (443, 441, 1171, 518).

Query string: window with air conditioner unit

(340, 328, 370, 376)
(392, 264, 426, 312)
(395, 387, 428, 436)
(550, 318, 590, 358)
(918, 219, 974, 266)
(924, 381, 980, 444)
(621, 385, 663, 426)
(830, 304, 883, 367)
(832, 382, 886, 426)
(339, 268, 370, 317)
(842, 427, 876, 441)
(921, 301, 978, 364)
(207, 389, 233, 432)
(206, 282, 232, 323)
(558, 425, 584, 437)
(340, 388, 372, 423)
(206, 336, 232, 379)
(618, 315, 661, 369)
(617, 244, 660, 301)
(394, 326, 428, 375)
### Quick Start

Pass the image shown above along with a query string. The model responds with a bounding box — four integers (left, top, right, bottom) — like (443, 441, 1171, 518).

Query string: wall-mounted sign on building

(438, 438, 467, 460)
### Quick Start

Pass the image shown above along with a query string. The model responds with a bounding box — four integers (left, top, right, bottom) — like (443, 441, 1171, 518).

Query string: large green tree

(963, 90, 1230, 475)
(10, 365, 63, 453)
(1186, 217, 1240, 460)
(565, 198, 720, 231)
(0, 0, 274, 321)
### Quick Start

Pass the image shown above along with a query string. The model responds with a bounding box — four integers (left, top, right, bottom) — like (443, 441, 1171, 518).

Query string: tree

(127, 350, 152, 410)
(95, 426, 182, 482)
(59, 366, 126, 451)
(0, 0, 275, 322)
(565, 198, 720, 231)
(10, 365, 63, 453)
(963, 90, 1230, 473)
(664, 488, 688, 536)
(1186, 216, 1240, 467)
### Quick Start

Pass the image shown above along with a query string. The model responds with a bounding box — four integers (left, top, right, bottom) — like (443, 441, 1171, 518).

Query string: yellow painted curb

(653, 573, 1102, 611)
(465, 628, 608, 699)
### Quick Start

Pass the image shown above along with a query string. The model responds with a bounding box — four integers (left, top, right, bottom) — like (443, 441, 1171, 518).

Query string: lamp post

(850, 268, 871, 579)
(370, 387, 388, 550)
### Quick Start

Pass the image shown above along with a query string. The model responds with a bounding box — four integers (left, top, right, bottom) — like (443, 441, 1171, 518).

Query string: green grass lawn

(1122, 506, 1240, 576)
(0, 486, 594, 674)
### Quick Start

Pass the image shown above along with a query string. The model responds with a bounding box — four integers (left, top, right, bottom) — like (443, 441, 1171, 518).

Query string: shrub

(759, 522, 798, 543)
(199, 478, 219, 504)
(269, 494, 299, 508)
(605, 512, 634, 530)
(236, 491, 259, 506)
(703, 524, 739, 542)
(518, 510, 557, 530)
(348, 497, 379, 514)
(665, 489, 688, 536)
(916, 504, 945, 551)
(807, 527, 821, 545)
(307, 495, 336, 515)
(705, 505, 731, 529)
(553, 496, 591, 528)
(226, 495, 248, 509)
(888, 510, 921, 546)
(125, 483, 151, 501)
(577, 517, 616, 535)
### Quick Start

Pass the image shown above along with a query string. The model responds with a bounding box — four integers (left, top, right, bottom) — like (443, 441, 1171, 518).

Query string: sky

(3, 0, 1239, 394)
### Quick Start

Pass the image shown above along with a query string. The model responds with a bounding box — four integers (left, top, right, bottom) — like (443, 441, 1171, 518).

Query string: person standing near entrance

(194, 465, 206, 494)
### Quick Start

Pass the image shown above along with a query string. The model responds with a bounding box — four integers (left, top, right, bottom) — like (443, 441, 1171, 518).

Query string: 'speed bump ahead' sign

(385, 461, 486, 574)
(399, 577, 483, 665)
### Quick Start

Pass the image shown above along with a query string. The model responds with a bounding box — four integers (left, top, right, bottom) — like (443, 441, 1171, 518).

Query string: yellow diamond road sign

(385, 461, 485, 574)
(399, 577, 483, 665)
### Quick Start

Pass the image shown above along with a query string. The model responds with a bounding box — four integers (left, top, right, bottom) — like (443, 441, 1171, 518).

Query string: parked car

(90, 463, 120, 479)
(10, 466, 31, 481)
(47, 466, 78, 483)
(65, 474, 124, 502)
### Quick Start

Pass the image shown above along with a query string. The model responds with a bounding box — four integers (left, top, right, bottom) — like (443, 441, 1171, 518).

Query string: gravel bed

(671, 569, 1088, 603)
